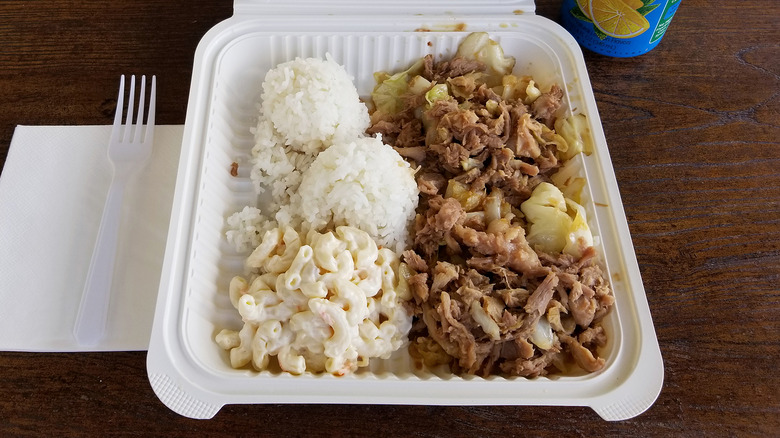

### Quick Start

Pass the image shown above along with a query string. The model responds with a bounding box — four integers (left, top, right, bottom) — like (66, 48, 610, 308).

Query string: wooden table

(1, 1, 778, 435)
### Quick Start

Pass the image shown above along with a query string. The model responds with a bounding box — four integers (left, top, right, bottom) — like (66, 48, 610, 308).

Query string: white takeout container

(147, 0, 664, 421)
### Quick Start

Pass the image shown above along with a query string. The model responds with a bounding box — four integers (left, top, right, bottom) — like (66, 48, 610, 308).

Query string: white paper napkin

(0, 125, 183, 351)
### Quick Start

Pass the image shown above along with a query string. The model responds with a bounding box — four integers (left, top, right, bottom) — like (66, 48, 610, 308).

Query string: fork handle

(73, 177, 127, 347)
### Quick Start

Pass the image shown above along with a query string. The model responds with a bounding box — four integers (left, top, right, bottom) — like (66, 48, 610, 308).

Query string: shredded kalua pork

(368, 53, 614, 377)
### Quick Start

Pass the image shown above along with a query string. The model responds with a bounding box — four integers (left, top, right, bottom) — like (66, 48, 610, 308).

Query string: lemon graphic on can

(590, 0, 650, 38)
(569, 0, 663, 41)
(576, 0, 594, 19)
(563, 0, 681, 56)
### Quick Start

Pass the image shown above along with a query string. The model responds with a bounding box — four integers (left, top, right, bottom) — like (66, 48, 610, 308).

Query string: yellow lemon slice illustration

(577, 0, 593, 19)
(622, 0, 645, 9)
(590, 0, 651, 38)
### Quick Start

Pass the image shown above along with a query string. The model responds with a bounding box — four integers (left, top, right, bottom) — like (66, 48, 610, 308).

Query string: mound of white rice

(248, 55, 371, 221)
(227, 56, 418, 254)
(225, 206, 266, 252)
(261, 55, 369, 155)
(296, 136, 419, 252)
(249, 117, 311, 211)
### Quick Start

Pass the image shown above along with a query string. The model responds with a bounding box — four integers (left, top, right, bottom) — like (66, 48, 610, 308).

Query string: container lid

(234, 0, 536, 16)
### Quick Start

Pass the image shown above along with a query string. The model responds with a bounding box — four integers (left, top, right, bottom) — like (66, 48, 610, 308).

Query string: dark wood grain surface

(1, 0, 778, 436)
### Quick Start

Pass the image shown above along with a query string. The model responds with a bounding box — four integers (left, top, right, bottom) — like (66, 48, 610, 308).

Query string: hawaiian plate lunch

(218, 33, 613, 378)
(147, 16, 663, 420)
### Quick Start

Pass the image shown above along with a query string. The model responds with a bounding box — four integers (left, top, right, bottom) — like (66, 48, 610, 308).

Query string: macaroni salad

(216, 225, 413, 376)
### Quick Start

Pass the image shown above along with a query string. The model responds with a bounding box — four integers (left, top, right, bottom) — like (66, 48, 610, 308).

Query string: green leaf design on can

(637, 3, 660, 16)
(570, 6, 593, 23)
(593, 25, 608, 40)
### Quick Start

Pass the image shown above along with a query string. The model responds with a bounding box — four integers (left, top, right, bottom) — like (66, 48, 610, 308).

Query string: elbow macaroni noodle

(216, 225, 412, 376)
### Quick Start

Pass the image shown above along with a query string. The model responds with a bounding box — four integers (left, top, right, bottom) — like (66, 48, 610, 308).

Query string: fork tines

(115, 74, 156, 143)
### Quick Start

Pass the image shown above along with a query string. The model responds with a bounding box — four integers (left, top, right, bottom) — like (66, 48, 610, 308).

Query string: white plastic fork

(74, 75, 156, 347)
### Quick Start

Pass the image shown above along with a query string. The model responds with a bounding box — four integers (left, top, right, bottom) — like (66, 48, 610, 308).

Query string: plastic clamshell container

(147, 0, 663, 421)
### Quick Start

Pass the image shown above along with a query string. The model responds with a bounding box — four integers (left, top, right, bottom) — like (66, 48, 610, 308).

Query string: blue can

(560, 0, 682, 57)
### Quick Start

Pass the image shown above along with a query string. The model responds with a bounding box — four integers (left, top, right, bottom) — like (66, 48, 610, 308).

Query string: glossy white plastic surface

(147, 2, 663, 421)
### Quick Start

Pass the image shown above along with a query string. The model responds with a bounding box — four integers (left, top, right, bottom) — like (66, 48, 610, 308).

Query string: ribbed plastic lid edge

(233, 0, 536, 16)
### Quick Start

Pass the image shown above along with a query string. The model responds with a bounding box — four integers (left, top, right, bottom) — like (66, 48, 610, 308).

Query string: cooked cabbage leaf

(521, 182, 570, 253)
(371, 59, 424, 115)
(425, 83, 450, 106)
(550, 155, 587, 204)
(455, 32, 516, 87)
(554, 114, 593, 160)
(563, 199, 594, 257)
(520, 182, 594, 257)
